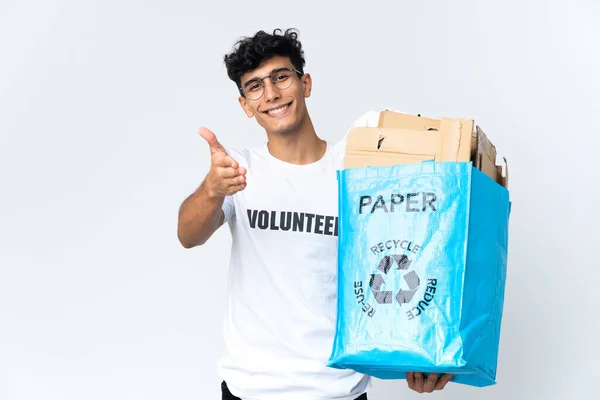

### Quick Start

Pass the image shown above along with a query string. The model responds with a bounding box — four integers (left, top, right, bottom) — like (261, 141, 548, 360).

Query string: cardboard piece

(378, 110, 441, 131)
(474, 126, 496, 169)
(379, 110, 478, 160)
(480, 152, 501, 185)
(502, 157, 509, 188)
(437, 118, 474, 166)
(344, 127, 438, 168)
(345, 110, 508, 189)
(345, 117, 474, 168)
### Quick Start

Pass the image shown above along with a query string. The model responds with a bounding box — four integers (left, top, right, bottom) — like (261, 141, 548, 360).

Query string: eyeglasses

(240, 68, 303, 100)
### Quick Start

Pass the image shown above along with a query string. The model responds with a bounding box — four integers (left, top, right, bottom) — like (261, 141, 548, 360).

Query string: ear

(302, 73, 312, 98)
(238, 96, 254, 118)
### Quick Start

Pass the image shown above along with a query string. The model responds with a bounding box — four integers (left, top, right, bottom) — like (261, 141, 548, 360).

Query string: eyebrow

(241, 67, 291, 88)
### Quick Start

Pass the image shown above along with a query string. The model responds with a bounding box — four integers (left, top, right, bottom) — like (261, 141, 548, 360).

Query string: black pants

(222, 381, 368, 400)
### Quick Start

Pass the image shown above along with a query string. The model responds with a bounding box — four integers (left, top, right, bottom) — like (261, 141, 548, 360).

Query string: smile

(264, 103, 292, 116)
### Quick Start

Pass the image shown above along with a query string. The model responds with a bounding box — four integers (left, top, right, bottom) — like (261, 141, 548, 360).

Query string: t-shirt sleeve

(222, 195, 235, 223)
(220, 146, 239, 224)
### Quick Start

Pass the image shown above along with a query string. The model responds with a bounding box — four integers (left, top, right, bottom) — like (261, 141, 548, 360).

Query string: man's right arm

(177, 128, 246, 249)
(177, 181, 226, 248)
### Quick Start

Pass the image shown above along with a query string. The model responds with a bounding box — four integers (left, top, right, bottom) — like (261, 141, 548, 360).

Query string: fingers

(215, 165, 241, 179)
(423, 373, 438, 393)
(414, 372, 424, 385)
(206, 155, 247, 196)
(233, 182, 247, 192)
(213, 157, 245, 182)
(414, 372, 424, 393)
(213, 153, 239, 169)
(406, 372, 453, 394)
(223, 174, 246, 186)
(406, 372, 417, 392)
(435, 374, 454, 390)
(210, 178, 246, 196)
(199, 127, 227, 155)
(220, 184, 246, 196)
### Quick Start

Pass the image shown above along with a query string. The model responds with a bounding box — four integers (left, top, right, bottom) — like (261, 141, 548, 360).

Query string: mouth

(263, 102, 292, 117)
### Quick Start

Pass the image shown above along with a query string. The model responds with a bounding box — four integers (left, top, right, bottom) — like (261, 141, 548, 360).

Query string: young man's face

(238, 55, 312, 136)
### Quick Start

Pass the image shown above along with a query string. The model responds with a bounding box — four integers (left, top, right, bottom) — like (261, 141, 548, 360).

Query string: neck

(265, 114, 327, 165)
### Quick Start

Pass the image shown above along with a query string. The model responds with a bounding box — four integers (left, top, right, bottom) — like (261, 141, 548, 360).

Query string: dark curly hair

(224, 28, 306, 96)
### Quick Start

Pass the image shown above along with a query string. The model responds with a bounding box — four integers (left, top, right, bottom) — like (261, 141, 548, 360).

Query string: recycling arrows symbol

(369, 254, 420, 306)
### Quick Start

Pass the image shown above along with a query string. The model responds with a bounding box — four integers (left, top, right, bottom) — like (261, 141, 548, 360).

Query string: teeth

(267, 105, 288, 115)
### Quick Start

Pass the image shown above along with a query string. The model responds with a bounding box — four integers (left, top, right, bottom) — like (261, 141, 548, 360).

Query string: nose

(262, 79, 281, 102)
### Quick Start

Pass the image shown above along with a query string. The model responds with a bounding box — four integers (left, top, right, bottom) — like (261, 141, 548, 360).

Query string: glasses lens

(272, 70, 294, 90)
(244, 81, 264, 100)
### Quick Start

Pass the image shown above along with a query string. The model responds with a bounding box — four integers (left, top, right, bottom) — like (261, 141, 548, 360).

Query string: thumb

(198, 127, 227, 155)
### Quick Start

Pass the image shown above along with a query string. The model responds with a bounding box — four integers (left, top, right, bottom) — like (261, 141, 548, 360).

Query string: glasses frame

(239, 67, 304, 100)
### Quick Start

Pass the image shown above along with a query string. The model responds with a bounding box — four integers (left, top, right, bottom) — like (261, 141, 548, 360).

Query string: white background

(1, 0, 599, 399)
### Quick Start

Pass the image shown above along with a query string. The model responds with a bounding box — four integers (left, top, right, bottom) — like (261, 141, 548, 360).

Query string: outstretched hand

(198, 127, 246, 197)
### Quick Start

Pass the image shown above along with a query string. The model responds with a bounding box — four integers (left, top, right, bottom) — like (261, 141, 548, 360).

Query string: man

(177, 28, 453, 399)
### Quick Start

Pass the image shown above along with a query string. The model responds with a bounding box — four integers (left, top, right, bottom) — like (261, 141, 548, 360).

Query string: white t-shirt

(217, 140, 371, 400)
